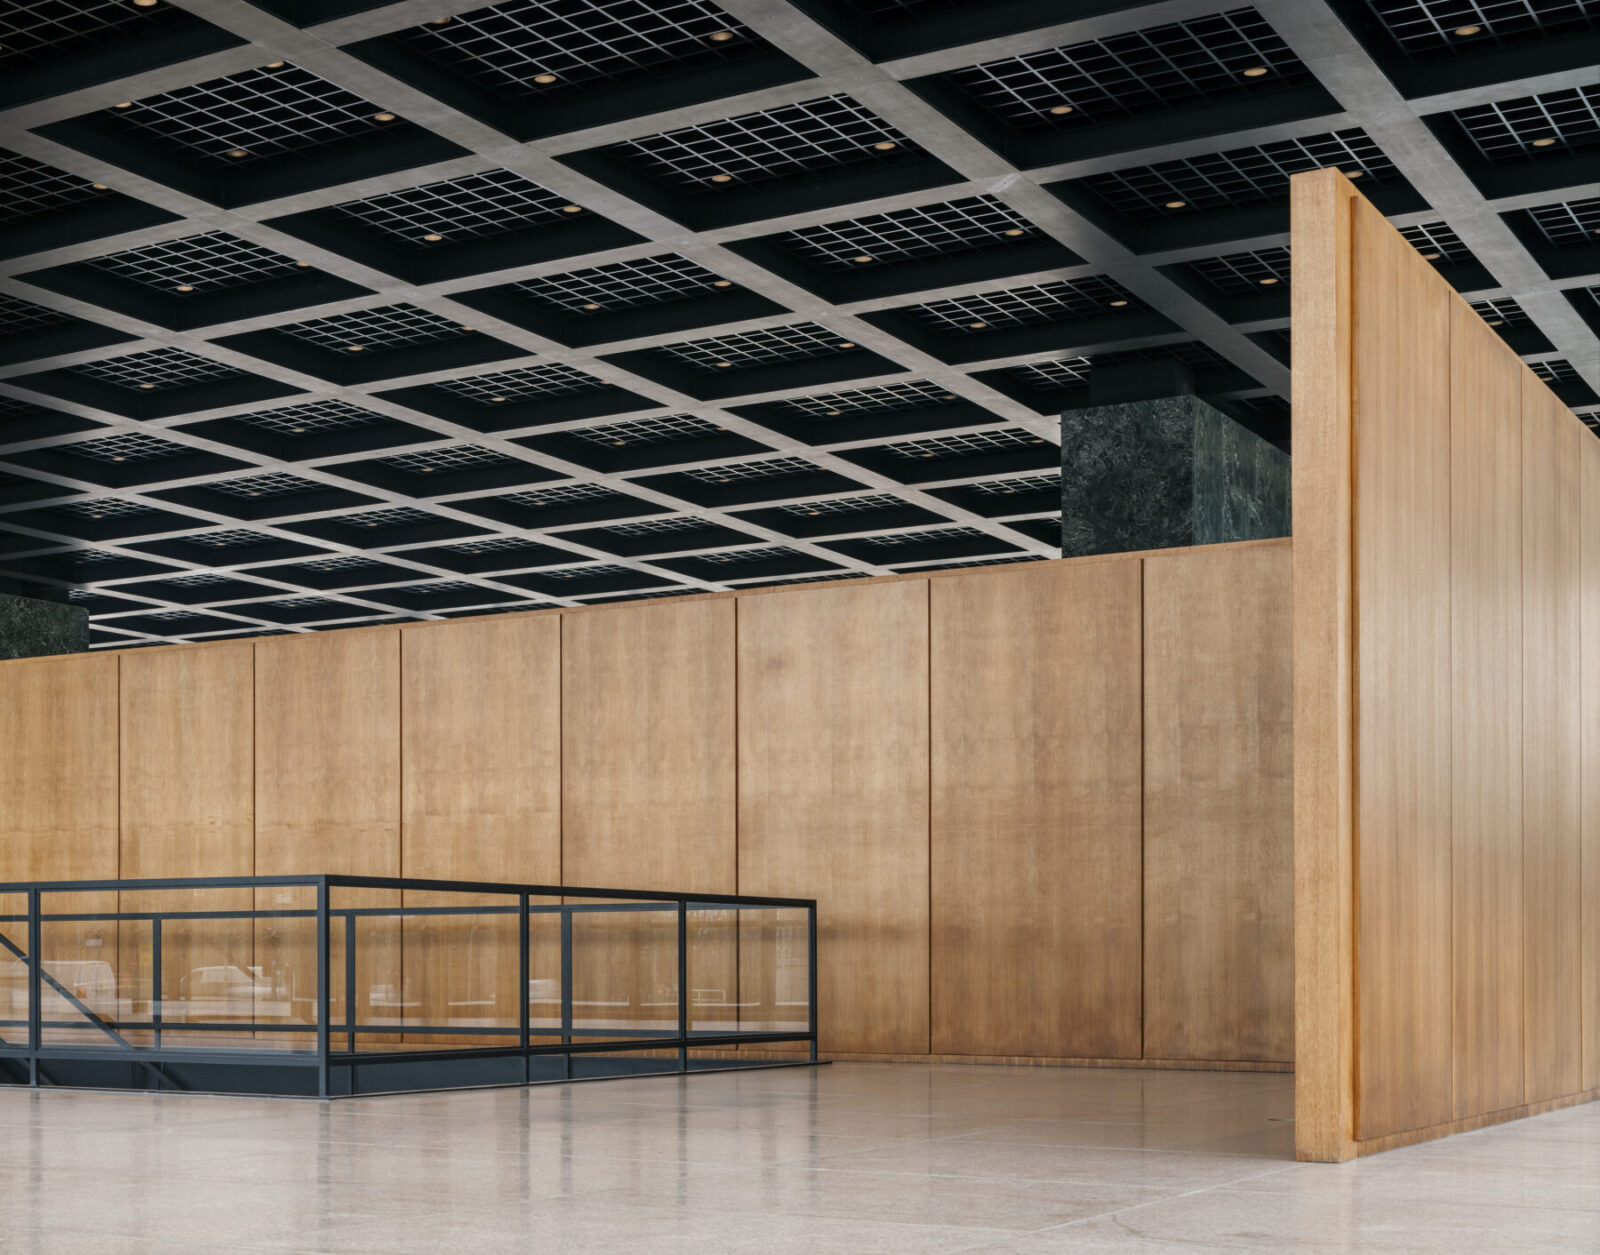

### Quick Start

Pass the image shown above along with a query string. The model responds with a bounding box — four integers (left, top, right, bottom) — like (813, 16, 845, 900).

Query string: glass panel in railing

(35, 889, 125, 1048)
(327, 886, 403, 1053)
(685, 904, 739, 1041)
(736, 906, 813, 1047)
(252, 884, 319, 1051)
(526, 892, 564, 1047)
(0, 892, 29, 1054)
(394, 885, 521, 1052)
(566, 897, 679, 1043)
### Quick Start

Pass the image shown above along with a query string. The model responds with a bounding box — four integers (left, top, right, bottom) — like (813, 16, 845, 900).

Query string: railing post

(315, 880, 330, 1099)
(344, 912, 357, 1055)
(26, 889, 41, 1088)
(559, 907, 573, 1080)
(518, 892, 530, 1085)
(151, 915, 163, 1053)
(677, 899, 689, 1075)
(808, 904, 819, 1064)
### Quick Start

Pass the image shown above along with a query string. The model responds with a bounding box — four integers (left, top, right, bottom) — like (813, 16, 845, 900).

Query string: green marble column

(0, 590, 89, 661)
(1059, 395, 1289, 558)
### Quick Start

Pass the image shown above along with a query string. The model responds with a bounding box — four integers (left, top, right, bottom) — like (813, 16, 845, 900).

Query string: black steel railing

(0, 874, 819, 1097)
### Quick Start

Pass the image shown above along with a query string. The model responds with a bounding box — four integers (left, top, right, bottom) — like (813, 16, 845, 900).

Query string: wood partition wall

(0, 539, 1293, 1069)
(1292, 169, 1600, 1161)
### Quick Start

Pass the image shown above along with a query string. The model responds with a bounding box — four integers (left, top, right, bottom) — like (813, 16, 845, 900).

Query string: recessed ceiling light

(1109, 299, 1129, 307)
(853, 255, 873, 263)
(459, 325, 474, 331)
(1454, 24, 1482, 36)
(91, 183, 108, 190)
(346, 345, 365, 351)
(714, 361, 732, 368)
(943, 394, 957, 400)
(825, 410, 841, 416)
(872, 141, 897, 151)
(1242, 66, 1269, 77)
(133, 0, 159, 7)
(265, 61, 284, 68)
(421, 467, 434, 473)
(374, 113, 397, 124)
(708, 30, 734, 41)
(560, 204, 582, 213)
(838, 341, 855, 348)
(710, 173, 733, 183)
(1345, 170, 1364, 178)
(1421, 251, 1441, 260)
(1002, 228, 1024, 236)
(291, 428, 306, 433)
(175, 284, 194, 292)
(138, 383, 155, 389)
(430, 15, 451, 23)
(1259, 277, 1280, 286)
(1486, 318, 1504, 326)
(113, 456, 126, 463)
(1531, 137, 1557, 147)
(113, 101, 132, 108)
(1165, 200, 1187, 209)
(969, 321, 987, 329)
(490, 396, 506, 402)
(613, 440, 626, 446)
(533, 74, 558, 84)
(582, 303, 600, 310)
(90, 513, 103, 518)
(1048, 105, 1073, 115)
(922, 453, 935, 458)
(712, 280, 732, 288)
(227, 149, 248, 158)
(295, 260, 311, 267)
(423, 233, 444, 241)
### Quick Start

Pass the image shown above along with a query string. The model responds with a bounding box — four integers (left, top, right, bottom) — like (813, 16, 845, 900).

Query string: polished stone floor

(0, 1063, 1595, 1253)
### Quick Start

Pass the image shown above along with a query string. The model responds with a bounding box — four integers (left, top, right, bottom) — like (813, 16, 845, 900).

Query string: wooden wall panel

(1583, 433, 1600, 1094)
(1144, 543, 1293, 1063)
(0, 653, 119, 883)
(563, 598, 737, 1035)
(255, 631, 400, 1042)
(1290, 169, 1359, 1162)
(1448, 306, 1525, 1118)
(254, 630, 401, 875)
(930, 559, 1143, 1060)
(1351, 195, 1455, 1141)
(400, 617, 560, 886)
(119, 642, 254, 882)
(738, 580, 930, 1056)
(1521, 373, 1584, 1105)
(119, 643, 255, 1043)
(562, 598, 735, 894)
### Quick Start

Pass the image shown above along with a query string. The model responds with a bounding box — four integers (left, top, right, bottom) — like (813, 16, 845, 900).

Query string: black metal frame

(0, 873, 819, 1098)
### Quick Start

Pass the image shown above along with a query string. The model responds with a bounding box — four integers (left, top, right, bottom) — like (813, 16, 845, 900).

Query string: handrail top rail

(0, 872, 815, 910)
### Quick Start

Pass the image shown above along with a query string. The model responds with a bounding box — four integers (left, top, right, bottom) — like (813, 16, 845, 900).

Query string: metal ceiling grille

(505, 482, 623, 505)
(568, 414, 724, 446)
(861, 525, 989, 546)
(656, 322, 863, 370)
(947, 8, 1310, 129)
(1186, 246, 1292, 295)
(1448, 83, 1600, 162)
(274, 304, 474, 352)
(1398, 220, 1474, 260)
(779, 196, 1038, 269)
(1522, 196, 1600, 245)
(508, 254, 727, 313)
(235, 401, 386, 433)
(395, 0, 760, 98)
(101, 64, 397, 169)
(615, 95, 914, 189)
(683, 455, 820, 483)
(53, 497, 159, 520)
(1363, 0, 1600, 59)
(884, 430, 1047, 459)
(86, 232, 306, 293)
(378, 444, 518, 472)
(209, 472, 321, 498)
(0, 0, 182, 67)
(433, 363, 610, 402)
(781, 381, 961, 415)
(0, 292, 70, 331)
(68, 433, 186, 464)
(607, 515, 715, 535)
(777, 493, 903, 517)
(1530, 357, 1580, 381)
(68, 347, 243, 389)
(1469, 296, 1531, 325)
(1081, 129, 1398, 219)
(328, 169, 581, 244)
(0, 149, 110, 224)
(903, 277, 1144, 334)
